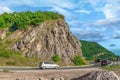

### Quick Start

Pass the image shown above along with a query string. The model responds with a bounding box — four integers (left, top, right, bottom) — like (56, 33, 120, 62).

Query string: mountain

(0, 11, 84, 66)
(81, 40, 116, 60)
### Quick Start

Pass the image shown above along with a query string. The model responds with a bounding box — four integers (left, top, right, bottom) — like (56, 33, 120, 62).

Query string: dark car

(116, 57, 120, 61)
(101, 59, 111, 66)
(95, 58, 102, 63)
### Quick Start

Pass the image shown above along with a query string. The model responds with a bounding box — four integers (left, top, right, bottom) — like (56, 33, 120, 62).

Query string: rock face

(0, 30, 7, 39)
(72, 70, 119, 80)
(11, 19, 82, 64)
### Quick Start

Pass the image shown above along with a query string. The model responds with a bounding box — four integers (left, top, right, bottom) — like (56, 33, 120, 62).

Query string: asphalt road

(0, 63, 100, 71)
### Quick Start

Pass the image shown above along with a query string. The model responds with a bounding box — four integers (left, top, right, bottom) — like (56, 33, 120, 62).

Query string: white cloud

(0, 6, 13, 14)
(84, 18, 120, 27)
(102, 4, 115, 18)
(102, 3, 120, 19)
(75, 10, 90, 14)
(51, 6, 74, 21)
(73, 31, 105, 42)
(51, 0, 74, 9)
(0, 0, 75, 9)
(88, 0, 120, 19)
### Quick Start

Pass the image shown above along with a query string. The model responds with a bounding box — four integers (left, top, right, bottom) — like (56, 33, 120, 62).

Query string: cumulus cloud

(88, 0, 120, 19)
(0, 6, 13, 14)
(90, 18, 120, 27)
(102, 3, 120, 19)
(73, 31, 105, 42)
(71, 17, 120, 42)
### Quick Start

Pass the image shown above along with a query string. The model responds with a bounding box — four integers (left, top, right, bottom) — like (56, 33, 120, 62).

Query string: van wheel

(42, 66, 46, 69)
(55, 66, 58, 69)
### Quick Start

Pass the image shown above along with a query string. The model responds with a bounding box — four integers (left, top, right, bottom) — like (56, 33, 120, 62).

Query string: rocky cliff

(9, 19, 82, 64)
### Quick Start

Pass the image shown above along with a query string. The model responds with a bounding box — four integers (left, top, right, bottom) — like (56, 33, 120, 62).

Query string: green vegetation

(0, 11, 64, 31)
(52, 54, 60, 62)
(81, 40, 116, 60)
(3, 69, 9, 73)
(0, 53, 41, 67)
(0, 38, 42, 67)
(74, 55, 87, 65)
(0, 50, 12, 58)
(103, 65, 120, 71)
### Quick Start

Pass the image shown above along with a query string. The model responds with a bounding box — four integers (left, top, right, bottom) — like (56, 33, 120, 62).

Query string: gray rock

(16, 77, 48, 80)
(51, 77, 64, 80)
(39, 77, 48, 80)
(11, 19, 83, 65)
(16, 78, 27, 80)
(0, 30, 6, 39)
(71, 70, 119, 80)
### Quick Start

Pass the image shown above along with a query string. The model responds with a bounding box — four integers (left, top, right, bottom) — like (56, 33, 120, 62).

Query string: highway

(0, 63, 100, 71)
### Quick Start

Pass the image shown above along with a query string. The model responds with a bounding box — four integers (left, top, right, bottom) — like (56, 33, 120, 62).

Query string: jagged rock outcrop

(11, 19, 82, 64)
(0, 30, 7, 39)
(72, 70, 119, 80)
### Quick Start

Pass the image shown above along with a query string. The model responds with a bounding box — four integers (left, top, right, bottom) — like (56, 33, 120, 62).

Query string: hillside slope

(0, 11, 84, 66)
(81, 40, 116, 60)
(11, 19, 82, 64)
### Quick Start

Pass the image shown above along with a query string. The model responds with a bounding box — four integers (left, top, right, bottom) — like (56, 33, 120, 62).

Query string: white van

(39, 61, 59, 69)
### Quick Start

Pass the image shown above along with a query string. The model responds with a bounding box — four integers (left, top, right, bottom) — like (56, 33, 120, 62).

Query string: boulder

(71, 70, 119, 80)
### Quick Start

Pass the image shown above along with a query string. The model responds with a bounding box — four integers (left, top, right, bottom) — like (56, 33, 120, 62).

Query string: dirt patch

(0, 68, 101, 80)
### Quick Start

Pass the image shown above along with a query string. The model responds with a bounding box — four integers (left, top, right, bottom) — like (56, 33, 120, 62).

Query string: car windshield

(44, 62, 53, 64)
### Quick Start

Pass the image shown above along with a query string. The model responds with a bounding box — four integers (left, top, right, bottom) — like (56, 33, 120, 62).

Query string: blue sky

(0, 0, 120, 55)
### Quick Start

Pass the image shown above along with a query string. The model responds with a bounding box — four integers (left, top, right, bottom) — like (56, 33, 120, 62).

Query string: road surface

(0, 63, 100, 72)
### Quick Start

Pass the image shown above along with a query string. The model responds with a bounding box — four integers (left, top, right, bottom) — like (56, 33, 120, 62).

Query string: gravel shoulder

(112, 69, 120, 78)
(0, 68, 101, 80)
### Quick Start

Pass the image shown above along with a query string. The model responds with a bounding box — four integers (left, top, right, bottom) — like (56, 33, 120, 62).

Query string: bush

(74, 55, 87, 65)
(52, 54, 60, 62)
(6, 61, 16, 65)
(0, 50, 11, 58)
(0, 11, 65, 31)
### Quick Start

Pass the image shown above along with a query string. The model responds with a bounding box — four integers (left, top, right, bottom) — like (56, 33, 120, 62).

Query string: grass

(0, 55, 42, 67)
(0, 29, 42, 67)
(3, 69, 9, 73)
(102, 65, 120, 71)
(0, 47, 41, 67)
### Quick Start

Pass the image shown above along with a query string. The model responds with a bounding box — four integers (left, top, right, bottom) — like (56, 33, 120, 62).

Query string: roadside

(0, 63, 99, 72)
(102, 65, 120, 78)
(0, 68, 101, 80)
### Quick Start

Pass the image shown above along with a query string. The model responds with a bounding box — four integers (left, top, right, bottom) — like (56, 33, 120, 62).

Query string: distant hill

(80, 40, 116, 60)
